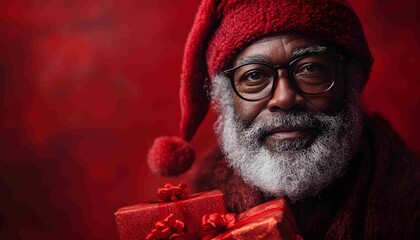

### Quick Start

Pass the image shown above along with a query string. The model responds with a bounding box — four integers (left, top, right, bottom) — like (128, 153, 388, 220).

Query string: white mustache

(239, 111, 340, 141)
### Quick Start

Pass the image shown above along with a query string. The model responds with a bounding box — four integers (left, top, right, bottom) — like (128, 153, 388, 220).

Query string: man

(147, 0, 419, 239)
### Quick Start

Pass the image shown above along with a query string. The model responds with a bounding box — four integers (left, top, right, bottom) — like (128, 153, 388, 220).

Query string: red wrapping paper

(114, 190, 227, 240)
(213, 198, 303, 240)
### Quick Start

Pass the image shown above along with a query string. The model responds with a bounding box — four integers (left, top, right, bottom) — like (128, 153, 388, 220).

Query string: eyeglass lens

(231, 55, 336, 101)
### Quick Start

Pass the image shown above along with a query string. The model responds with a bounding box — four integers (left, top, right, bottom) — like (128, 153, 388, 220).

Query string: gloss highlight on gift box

(211, 198, 303, 240)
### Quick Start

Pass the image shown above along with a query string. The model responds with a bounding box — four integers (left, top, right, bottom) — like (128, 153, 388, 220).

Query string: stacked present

(114, 182, 303, 240)
(203, 198, 303, 240)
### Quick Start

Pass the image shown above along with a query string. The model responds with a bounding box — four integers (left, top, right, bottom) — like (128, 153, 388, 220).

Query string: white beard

(211, 71, 364, 201)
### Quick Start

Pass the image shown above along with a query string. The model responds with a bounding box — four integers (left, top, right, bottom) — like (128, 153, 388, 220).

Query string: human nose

(267, 70, 305, 111)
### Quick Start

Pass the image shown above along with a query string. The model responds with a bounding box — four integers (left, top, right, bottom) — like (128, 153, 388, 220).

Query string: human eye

(291, 55, 336, 94)
(292, 56, 333, 85)
(235, 64, 272, 84)
(294, 63, 328, 75)
(242, 70, 270, 83)
(234, 64, 273, 93)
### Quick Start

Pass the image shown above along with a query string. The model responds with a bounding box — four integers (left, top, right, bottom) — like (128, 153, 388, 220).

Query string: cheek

(304, 73, 346, 113)
(232, 94, 267, 124)
(326, 71, 346, 112)
(304, 89, 345, 113)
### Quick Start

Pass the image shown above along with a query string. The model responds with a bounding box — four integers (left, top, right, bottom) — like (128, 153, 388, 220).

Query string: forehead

(233, 34, 328, 65)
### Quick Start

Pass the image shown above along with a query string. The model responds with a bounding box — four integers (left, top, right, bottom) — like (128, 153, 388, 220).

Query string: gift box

(209, 198, 303, 240)
(115, 189, 227, 240)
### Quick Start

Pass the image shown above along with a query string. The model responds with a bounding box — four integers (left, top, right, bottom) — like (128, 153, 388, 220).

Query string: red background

(0, 1, 418, 239)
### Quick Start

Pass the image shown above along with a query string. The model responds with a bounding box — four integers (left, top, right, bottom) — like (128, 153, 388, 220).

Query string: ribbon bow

(158, 182, 190, 202)
(146, 214, 187, 240)
(200, 213, 237, 240)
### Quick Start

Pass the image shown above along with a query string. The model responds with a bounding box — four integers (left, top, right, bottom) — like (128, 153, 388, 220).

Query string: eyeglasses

(223, 53, 345, 101)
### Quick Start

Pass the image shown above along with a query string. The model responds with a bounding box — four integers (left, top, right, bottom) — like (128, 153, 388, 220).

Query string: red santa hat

(147, 0, 373, 176)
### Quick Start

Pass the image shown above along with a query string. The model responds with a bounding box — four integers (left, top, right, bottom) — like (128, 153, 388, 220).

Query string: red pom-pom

(147, 136, 195, 176)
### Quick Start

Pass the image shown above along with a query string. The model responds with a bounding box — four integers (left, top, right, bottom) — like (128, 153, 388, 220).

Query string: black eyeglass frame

(223, 53, 345, 102)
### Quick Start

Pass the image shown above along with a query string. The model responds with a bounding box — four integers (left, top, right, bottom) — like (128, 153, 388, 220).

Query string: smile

(266, 127, 318, 141)
(260, 126, 320, 152)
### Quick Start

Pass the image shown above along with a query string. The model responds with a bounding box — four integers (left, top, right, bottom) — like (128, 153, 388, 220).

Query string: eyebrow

(232, 45, 328, 68)
(292, 45, 328, 58)
(234, 55, 270, 67)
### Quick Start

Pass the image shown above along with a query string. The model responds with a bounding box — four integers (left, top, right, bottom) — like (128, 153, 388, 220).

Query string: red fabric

(180, 0, 217, 142)
(207, 0, 372, 77)
(148, 137, 195, 176)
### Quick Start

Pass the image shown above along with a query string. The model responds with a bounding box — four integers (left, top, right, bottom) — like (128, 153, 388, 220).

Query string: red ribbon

(143, 182, 206, 239)
(158, 182, 190, 202)
(199, 206, 286, 240)
(145, 213, 186, 240)
(199, 213, 237, 240)
(139, 182, 192, 228)
(156, 182, 198, 233)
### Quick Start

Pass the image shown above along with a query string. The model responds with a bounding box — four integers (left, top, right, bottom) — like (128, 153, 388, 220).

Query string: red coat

(192, 113, 419, 239)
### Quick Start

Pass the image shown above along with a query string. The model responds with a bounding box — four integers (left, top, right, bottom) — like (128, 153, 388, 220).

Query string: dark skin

(231, 34, 346, 145)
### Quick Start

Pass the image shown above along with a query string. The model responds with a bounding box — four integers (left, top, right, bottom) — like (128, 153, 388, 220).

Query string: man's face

(232, 34, 346, 134)
(212, 34, 363, 201)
